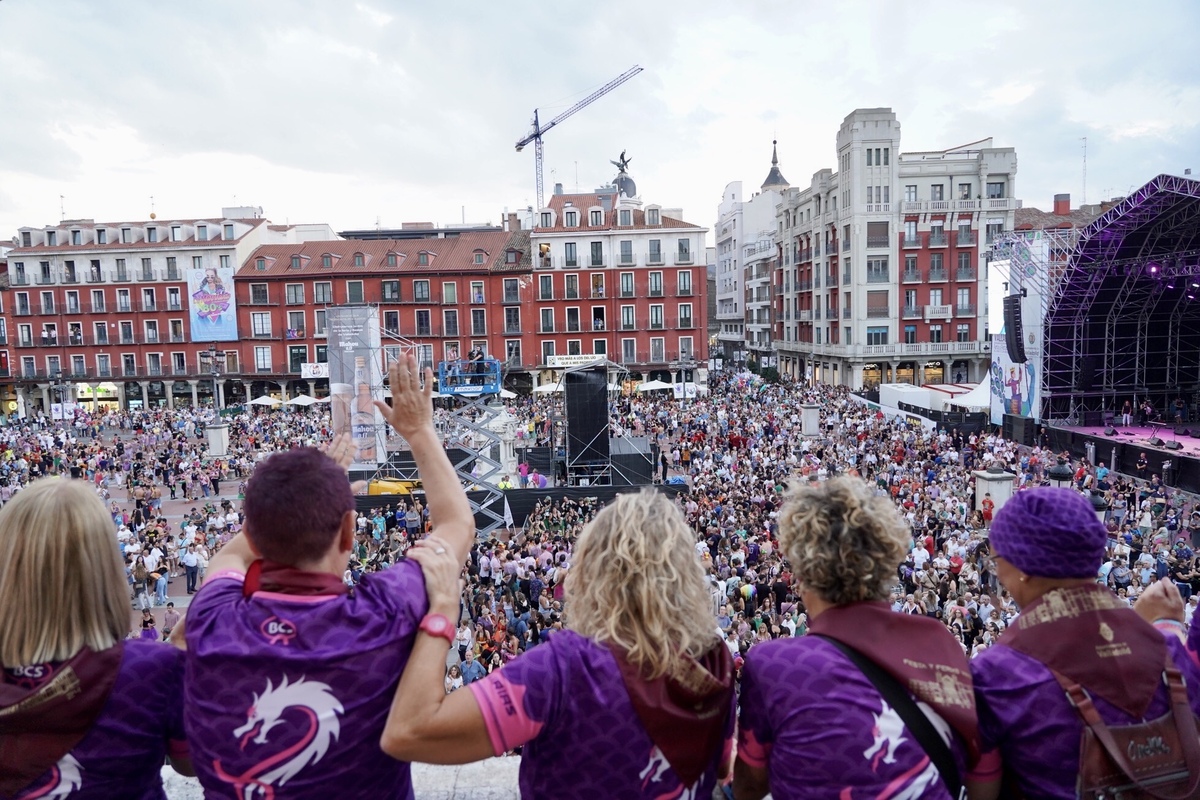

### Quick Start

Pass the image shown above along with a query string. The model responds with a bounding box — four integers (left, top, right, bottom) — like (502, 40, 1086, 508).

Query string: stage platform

(1045, 422, 1200, 493)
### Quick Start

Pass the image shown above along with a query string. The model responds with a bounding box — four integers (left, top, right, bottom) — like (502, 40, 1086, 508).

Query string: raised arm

(376, 354, 475, 565)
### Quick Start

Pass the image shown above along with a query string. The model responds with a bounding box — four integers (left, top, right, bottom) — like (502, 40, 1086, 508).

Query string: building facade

(2, 209, 331, 412)
(774, 108, 1019, 389)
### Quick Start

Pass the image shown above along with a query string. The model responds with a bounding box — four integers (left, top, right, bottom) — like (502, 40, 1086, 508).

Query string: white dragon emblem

(213, 676, 344, 800)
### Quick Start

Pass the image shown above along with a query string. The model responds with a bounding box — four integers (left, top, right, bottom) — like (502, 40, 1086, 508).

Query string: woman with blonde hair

(0, 478, 192, 798)
(735, 476, 981, 800)
(381, 488, 735, 799)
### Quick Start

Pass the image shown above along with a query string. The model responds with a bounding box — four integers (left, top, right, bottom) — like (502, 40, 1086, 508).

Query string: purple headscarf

(989, 487, 1107, 579)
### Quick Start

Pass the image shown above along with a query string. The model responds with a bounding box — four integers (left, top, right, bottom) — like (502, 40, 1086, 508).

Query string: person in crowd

(969, 488, 1200, 798)
(0, 478, 192, 798)
(381, 489, 736, 800)
(181, 355, 475, 799)
(735, 476, 979, 800)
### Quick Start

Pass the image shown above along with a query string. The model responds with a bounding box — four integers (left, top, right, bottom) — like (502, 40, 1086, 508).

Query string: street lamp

(1088, 490, 1109, 524)
(1046, 458, 1074, 490)
(208, 344, 224, 413)
(50, 370, 68, 420)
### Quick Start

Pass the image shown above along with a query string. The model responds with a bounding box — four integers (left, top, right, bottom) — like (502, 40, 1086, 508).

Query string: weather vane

(611, 150, 631, 173)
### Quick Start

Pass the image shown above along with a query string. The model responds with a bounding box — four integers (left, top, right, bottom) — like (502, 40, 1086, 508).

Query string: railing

(814, 274, 821, 289)
(165, 269, 181, 281)
(170, 334, 186, 343)
(649, 287, 664, 297)
(956, 304, 976, 316)
(956, 267, 976, 281)
(929, 232, 948, 247)
(902, 305, 922, 319)
(929, 200, 950, 211)
(925, 304, 952, 318)
(11, 276, 29, 286)
(929, 268, 948, 282)
(116, 269, 128, 282)
(865, 273, 890, 284)
(814, 309, 822, 320)
(866, 307, 891, 318)
(677, 317, 694, 329)
(843, 307, 851, 319)
(843, 240, 850, 252)
(675, 286, 693, 296)
(139, 302, 157, 312)
(903, 235, 921, 248)
(814, 243, 822, 258)
(826, 272, 838, 287)
(956, 232, 976, 246)
(87, 273, 105, 284)
(15, 306, 32, 316)
(589, 257, 605, 268)
(902, 270, 922, 283)
(843, 271, 851, 284)
(503, 292, 520, 303)
(62, 273, 79, 284)
(617, 254, 635, 266)
(39, 304, 55, 315)
(647, 251, 664, 265)
(36, 276, 54, 285)
(798, 310, 812, 321)
(674, 252, 694, 265)
(16, 338, 34, 348)
(866, 236, 890, 248)
(621, 320, 637, 331)
(247, 297, 277, 306)
(865, 203, 891, 213)
(798, 279, 812, 291)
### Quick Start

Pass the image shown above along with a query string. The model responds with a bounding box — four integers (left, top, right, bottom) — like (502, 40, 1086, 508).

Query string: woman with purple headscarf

(969, 487, 1200, 798)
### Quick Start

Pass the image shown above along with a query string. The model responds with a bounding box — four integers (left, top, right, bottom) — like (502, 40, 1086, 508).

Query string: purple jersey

(469, 630, 733, 800)
(738, 636, 966, 799)
(12, 640, 187, 800)
(183, 562, 427, 799)
(971, 635, 1200, 798)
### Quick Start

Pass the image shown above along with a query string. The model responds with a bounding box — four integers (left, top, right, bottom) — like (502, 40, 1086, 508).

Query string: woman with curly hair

(381, 489, 735, 799)
(735, 476, 981, 800)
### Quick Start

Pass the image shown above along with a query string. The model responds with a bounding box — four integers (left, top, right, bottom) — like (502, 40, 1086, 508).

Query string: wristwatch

(418, 613, 456, 645)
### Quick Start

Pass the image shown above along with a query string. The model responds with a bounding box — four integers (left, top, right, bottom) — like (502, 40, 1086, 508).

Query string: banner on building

(301, 362, 330, 379)
(187, 267, 238, 342)
(327, 306, 385, 468)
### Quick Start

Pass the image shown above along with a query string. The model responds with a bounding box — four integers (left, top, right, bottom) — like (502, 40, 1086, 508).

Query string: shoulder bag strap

(1051, 667, 1200, 800)
(814, 635, 963, 800)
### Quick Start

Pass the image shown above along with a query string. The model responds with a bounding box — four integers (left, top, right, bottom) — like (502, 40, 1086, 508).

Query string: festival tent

(636, 380, 672, 392)
(499, 388, 518, 399)
(248, 396, 281, 406)
(284, 394, 318, 406)
(532, 383, 563, 393)
(946, 381, 992, 411)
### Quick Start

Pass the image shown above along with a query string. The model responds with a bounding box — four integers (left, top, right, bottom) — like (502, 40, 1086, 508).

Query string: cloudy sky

(1, 0, 1196, 243)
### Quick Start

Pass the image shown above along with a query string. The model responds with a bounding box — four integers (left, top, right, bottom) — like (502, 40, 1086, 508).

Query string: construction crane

(515, 65, 644, 212)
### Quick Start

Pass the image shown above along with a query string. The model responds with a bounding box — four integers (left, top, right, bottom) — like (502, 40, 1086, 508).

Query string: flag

(503, 495, 514, 529)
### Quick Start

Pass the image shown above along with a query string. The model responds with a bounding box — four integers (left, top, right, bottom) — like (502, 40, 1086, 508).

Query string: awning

(945, 381, 991, 410)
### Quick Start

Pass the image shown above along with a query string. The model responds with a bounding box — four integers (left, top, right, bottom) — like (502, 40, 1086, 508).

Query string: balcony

(87, 272, 105, 284)
(985, 197, 1021, 211)
(15, 306, 32, 317)
(168, 301, 183, 311)
(139, 270, 155, 282)
(36, 275, 54, 286)
(589, 257, 606, 268)
(170, 334, 186, 343)
(39, 305, 55, 315)
(674, 251, 694, 265)
(115, 270, 129, 282)
(866, 307, 891, 318)
(843, 240, 850, 252)
(647, 318, 665, 331)
(813, 243, 822, 258)
(62, 273, 79, 285)
(247, 297, 278, 306)
(617, 254, 636, 267)
(826, 272, 838, 288)
(902, 235, 921, 248)
(843, 271, 851, 284)
(649, 287, 664, 298)
(677, 317, 694, 329)
(955, 266, 976, 281)
(865, 272, 890, 284)
(925, 304, 953, 320)
(87, 303, 106, 314)
(956, 304, 977, 317)
(12, 275, 29, 286)
(929, 232, 948, 248)
(539, 324, 555, 334)
(866, 236, 890, 248)
(251, 331, 279, 340)
(814, 309, 822, 320)
(564, 289, 580, 301)
(504, 324, 521, 335)
(503, 291, 521, 304)
(798, 249, 812, 262)
(285, 328, 306, 340)
(40, 336, 61, 346)
(621, 320, 637, 331)
(865, 203, 891, 213)
(116, 304, 133, 314)
(165, 269, 181, 281)
(929, 268, 948, 282)
(798, 279, 812, 292)
(843, 307, 851, 319)
(675, 286, 693, 297)
(139, 302, 157, 313)
(16, 338, 34, 348)
(798, 310, 813, 321)
(956, 232, 977, 246)
(813, 274, 821, 289)
(902, 305, 922, 319)
(646, 250, 664, 265)
(902, 270, 922, 284)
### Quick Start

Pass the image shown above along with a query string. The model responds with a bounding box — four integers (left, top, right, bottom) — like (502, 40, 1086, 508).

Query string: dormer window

(386, 253, 397, 267)
(418, 252, 429, 266)
(353, 252, 364, 267)
(96, 229, 107, 245)
(474, 252, 485, 265)
(506, 250, 519, 265)
(565, 211, 578, 227)
(71, 230, 81, 246)
(121, 228, 131, 244)
(290, 255, 302, 269)
(256, 258, 266, 271)
(45, 230, 57, 246)
(223, 223, 235, 240)
(540, 212, 552, 228)
(322, 254, 332, 268)
(589, 210, 603, 226)
(170, 225, 181, 242)
(647, 208, 661, 226)
(146, 227, 157, 243)
(196, 225, 207, 241)
(619, 209, 632, 226)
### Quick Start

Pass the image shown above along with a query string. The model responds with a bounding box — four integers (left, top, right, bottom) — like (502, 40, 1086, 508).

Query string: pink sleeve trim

(205, 569, 246, 584)
(736, 727, 771, 769)
(167, 738, 191, 761)
(468, 671, 542, 755)
(967, 748, 1003, 782)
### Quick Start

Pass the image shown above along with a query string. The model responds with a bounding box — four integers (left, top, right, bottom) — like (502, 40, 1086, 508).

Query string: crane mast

(515, 65, 643, 212)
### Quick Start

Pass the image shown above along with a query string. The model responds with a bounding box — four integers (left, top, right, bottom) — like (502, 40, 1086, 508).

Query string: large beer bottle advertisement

(326, 306, 385, 468)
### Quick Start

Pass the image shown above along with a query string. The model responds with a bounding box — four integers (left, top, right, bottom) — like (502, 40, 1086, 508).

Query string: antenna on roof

(1080, 136, 1087, 205)
(59, 194, 65, 221)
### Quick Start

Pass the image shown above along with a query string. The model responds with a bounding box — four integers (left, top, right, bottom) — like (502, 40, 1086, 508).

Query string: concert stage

(1045, 422, 1200, 493)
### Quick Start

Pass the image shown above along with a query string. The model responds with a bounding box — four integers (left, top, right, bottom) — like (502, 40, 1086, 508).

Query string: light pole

(50, 370, 68, 420)
(208, 344, 224, 413)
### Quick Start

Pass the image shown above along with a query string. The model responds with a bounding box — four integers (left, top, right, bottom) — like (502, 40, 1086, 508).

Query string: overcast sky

(1, 0, 1196, 244)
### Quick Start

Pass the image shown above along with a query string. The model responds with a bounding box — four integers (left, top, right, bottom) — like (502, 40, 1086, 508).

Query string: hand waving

(375, 354, 433, 440)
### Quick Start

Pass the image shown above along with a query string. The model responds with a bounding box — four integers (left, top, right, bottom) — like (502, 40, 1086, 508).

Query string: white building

(775, 108, 1019, 389)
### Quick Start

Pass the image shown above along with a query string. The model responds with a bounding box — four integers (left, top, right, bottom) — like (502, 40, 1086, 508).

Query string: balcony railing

(866, 236, 890, 248)
(15, 306, 32, 316)
(12, 276, 29, 286)
(866, 307, 891, 318)
(902, 305, 922, 319)
(929, 268, 948, 282)
(865, 272, 890, 284)
(36, 276, 54, 285)
(649, 287, 664, 298)
(902, 235, 921, 248)
(39, 305, 55, 315)
(902, 270, 921, 283)
(925, 304, 953, 319)
(63, 273, 79, 284)
(956, 232, 977, 246)
(956, 304, 977, 316)
(929, 232, 948, 247)
(677, 317, 694, 329)
(87, 272, 105, 284)
(843, 307, 851, 319)
(674, 251, 694, 265)
(165, 269, 181, 281)
(955, 266, 976, 281)
(675, 286, 693, 296)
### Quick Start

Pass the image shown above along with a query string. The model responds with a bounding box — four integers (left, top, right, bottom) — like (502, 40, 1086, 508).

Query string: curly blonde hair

(566, 489, 718, 680)
(777, 475, 909, 606)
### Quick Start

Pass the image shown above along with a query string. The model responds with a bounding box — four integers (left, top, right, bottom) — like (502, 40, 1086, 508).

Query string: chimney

(506, 212, 521, 231)
(554, 183, 564, 196)
(1053, 193, 1071, 216)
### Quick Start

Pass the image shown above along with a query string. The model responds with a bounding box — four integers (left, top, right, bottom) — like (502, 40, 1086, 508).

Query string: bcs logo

(6, 664, 51, 688)
(259, 616, 298, 646)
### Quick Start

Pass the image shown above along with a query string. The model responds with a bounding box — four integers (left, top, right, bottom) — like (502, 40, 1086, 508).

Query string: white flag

(503, 495, 515, 529)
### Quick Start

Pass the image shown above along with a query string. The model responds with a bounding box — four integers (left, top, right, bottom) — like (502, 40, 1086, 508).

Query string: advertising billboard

(187, 267, 239, 342)
(327, 306, 386, 468)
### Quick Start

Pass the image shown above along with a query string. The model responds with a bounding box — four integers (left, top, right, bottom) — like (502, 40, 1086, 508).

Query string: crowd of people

(5, 361, 1200, 798)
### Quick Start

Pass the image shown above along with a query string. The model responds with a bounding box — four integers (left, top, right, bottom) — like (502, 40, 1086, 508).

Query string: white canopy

(248, 396, 281, 406)
(637, 380, 673, 392)
(945, 381, 992, 410)
(532, 383, 563, 394)
(499, 388, 518, 399)
(284, 394, 318, 406)
(315, 396, 332, 404)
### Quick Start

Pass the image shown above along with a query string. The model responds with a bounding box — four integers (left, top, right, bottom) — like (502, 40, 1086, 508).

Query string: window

(443, 310, 459, 337)
(316, 345, 328, 363)
(589, 210, 603, 226)
(620, 272, 634, 297)
(506, 340, 522, 365)
(119, 321, 134, 344)
(986, 221, 1004, 243)
(590, 242, 604, 267)
(250, 283, 269, 304)
(254, 346, 272, 372)
(866, 326, 888, 346)
(904, 325, 917, 344)
(381, 280, 400, 302)
(474, 252, 485, 265)
(414, 280, 430, 302)
(649, 272, 663, 297)
(314, 282, 332, 304)
(120, 228, 131, 244)
(383, 310, 399, 334)
(930, 253, 944, 274)
(930, 185, 944, 201)
(346, 281, 364, 303)
(565, 211, 578, 227)
(96, 229, 107, 245)
(91, 290, 105, 312)
(866, 258, 889, 283)
(678, 302, 693, 328)
(957, 324, 971, 342)
(540, 212, 552, 228)
(471, 309, 486, 336)
(929, 324, 943, 344)
(930, 288, 943, 305)
(255, 258, 266, 271)
(904, 185, 917, 202)
(539, 274, 553, 300)
(251, 312, 272, 337)
(564, 242, 577, 267)
(286, 284, 305, 305)
(566, 307, 580, 332)
(144, 320, 159, 343)
(416, 310, 431, 336)
(196, 225, 207, 241)
(986, 182, 1005, 199)
(315, 309, 327, 335)
(540, 308, 554, 333)
(353, 253, 364, 267)
(649, 305, 664, 329)
(322, 254, 332, 269)
(619, 240, 633, 265)
(619, 209, 632, 226)
(622, 338, 636, 364)
(442, 282, 457, 304)
(677, 238, 691, 262)
(678, 335, 693, 359)
(504, 307, 521, 334)
(566, 339, 582, 356)
(866, 149, 873, 167)
(417, 252, 429, 266)
(287, 310, 305, 335)
(650, 337, 665, 363)
(958, 183, 972, 200)
(223, 223, 235, 240)
(648, 239, 662, 264)
(141, 287, 155, 311)
(958, 252, 972, 272)
(647, 208, 660, 225)
(676, 270, 693, 297)
(470, 281, 484, 303)
(169, 318, 183, 341)
(117, 289, 131, 312)
(565, 274, 579, 300)
(387, 253, 398, 267)
(590, 274, 604, 298)
(541, 341, 556, 362)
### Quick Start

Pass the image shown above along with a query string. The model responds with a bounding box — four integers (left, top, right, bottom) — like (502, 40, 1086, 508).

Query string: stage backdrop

(327, 306, 386, 469)
(989, 234, 1048, 425)
(187, 267, 238, 342)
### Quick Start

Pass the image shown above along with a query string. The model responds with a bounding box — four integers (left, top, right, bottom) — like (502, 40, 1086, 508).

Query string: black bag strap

(815, 635, 964, 799)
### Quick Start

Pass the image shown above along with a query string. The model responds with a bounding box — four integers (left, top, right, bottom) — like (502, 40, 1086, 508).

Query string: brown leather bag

(1052, 664, 1200, 799)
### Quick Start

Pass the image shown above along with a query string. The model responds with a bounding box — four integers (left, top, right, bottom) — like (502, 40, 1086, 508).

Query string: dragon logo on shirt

(840, 699, 952, 800)
(21, 753, 82, 799)
(213, 676, 343, 799)
(638, 746, 701, 800)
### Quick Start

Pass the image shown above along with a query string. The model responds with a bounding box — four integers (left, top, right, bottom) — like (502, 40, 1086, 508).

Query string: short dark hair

(243, 448, 353, 566)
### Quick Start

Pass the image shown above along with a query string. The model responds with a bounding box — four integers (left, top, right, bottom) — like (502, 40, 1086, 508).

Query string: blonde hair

(778, 475, 909, 606)
(0, 479, 129, 666)
(566, 489, 718, 680)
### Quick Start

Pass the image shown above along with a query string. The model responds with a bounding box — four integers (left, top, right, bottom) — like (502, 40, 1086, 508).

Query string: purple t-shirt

(738, 636, 966, 799)
(971, 634, 1200, 799)
(469, 630, 733, 800)
(12, 640, 187, 800)
(183, 561, 427, 799)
